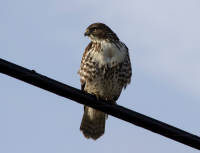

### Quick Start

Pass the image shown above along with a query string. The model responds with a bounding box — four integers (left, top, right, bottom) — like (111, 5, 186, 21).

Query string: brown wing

(121, 49, 132, 89)
(78, 41, 93, 85)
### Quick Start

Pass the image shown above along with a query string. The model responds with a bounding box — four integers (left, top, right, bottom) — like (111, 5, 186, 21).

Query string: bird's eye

(90, 27, 97, 32)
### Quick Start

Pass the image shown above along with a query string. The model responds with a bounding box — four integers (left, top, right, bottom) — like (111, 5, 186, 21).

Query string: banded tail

(80, 106, 107, 140)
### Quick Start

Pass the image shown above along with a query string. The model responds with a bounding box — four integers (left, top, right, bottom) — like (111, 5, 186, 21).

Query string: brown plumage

(78, 23, 132, 140)
(80, 107, 107, 140)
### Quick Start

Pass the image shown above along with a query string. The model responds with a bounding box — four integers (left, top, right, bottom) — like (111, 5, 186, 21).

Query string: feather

(78, 23, 132, 140)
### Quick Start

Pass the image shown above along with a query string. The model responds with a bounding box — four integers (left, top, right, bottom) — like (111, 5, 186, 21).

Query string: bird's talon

(91, 92, 100, 101)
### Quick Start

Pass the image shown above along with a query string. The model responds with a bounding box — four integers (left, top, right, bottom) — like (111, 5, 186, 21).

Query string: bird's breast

(90, 41, 127, 68)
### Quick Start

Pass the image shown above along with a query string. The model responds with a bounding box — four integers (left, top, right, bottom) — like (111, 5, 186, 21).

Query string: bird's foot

(91, 92, 100, 101)
(91, 93, 116, 105)
(102, 97, 116, 105)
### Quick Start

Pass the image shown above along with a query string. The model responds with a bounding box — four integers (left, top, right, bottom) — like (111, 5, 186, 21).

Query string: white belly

(83, 41, 127, 101)
(90, 41, 127, 68)
(84, 73, 122, 101)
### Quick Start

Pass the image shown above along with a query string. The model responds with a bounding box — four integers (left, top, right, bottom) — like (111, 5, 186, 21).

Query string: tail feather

(80, 106, 106, 140)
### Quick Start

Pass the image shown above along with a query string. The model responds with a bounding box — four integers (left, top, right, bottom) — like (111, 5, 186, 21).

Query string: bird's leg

(91, 93, 116, 105)
(91, 92, 100, 101)
(104, 97, 116, 105)
(91, 92, 107, 101)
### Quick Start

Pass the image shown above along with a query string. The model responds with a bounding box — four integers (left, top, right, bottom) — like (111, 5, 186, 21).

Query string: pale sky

(0, 0, 200, 152)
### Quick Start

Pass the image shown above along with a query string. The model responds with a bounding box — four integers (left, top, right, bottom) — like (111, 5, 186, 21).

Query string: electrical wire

(0, 58, 200, 150)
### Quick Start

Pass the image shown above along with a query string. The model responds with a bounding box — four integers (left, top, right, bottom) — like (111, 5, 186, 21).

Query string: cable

(0, 58, 200, 150)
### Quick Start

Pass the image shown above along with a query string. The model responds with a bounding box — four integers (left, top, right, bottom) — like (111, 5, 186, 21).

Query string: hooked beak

(84, 30, 90, 37)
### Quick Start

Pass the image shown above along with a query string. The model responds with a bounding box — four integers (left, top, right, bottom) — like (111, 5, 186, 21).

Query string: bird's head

(84, 23, 119, 42)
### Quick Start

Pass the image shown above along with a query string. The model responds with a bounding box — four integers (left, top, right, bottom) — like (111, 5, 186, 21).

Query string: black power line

(0, 58, 200, 150)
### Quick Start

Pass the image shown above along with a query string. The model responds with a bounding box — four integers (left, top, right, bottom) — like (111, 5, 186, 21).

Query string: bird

(78, 23, 132, 140)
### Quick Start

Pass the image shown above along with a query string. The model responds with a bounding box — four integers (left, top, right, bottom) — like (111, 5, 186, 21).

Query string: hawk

(78, 23, 132, 140)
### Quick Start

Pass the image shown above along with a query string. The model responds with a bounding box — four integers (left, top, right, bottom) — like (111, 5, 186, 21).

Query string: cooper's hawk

(78, 23, 132, 140)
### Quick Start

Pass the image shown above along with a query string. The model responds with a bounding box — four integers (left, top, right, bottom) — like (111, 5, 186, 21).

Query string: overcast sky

(1, 0, 200, 152)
